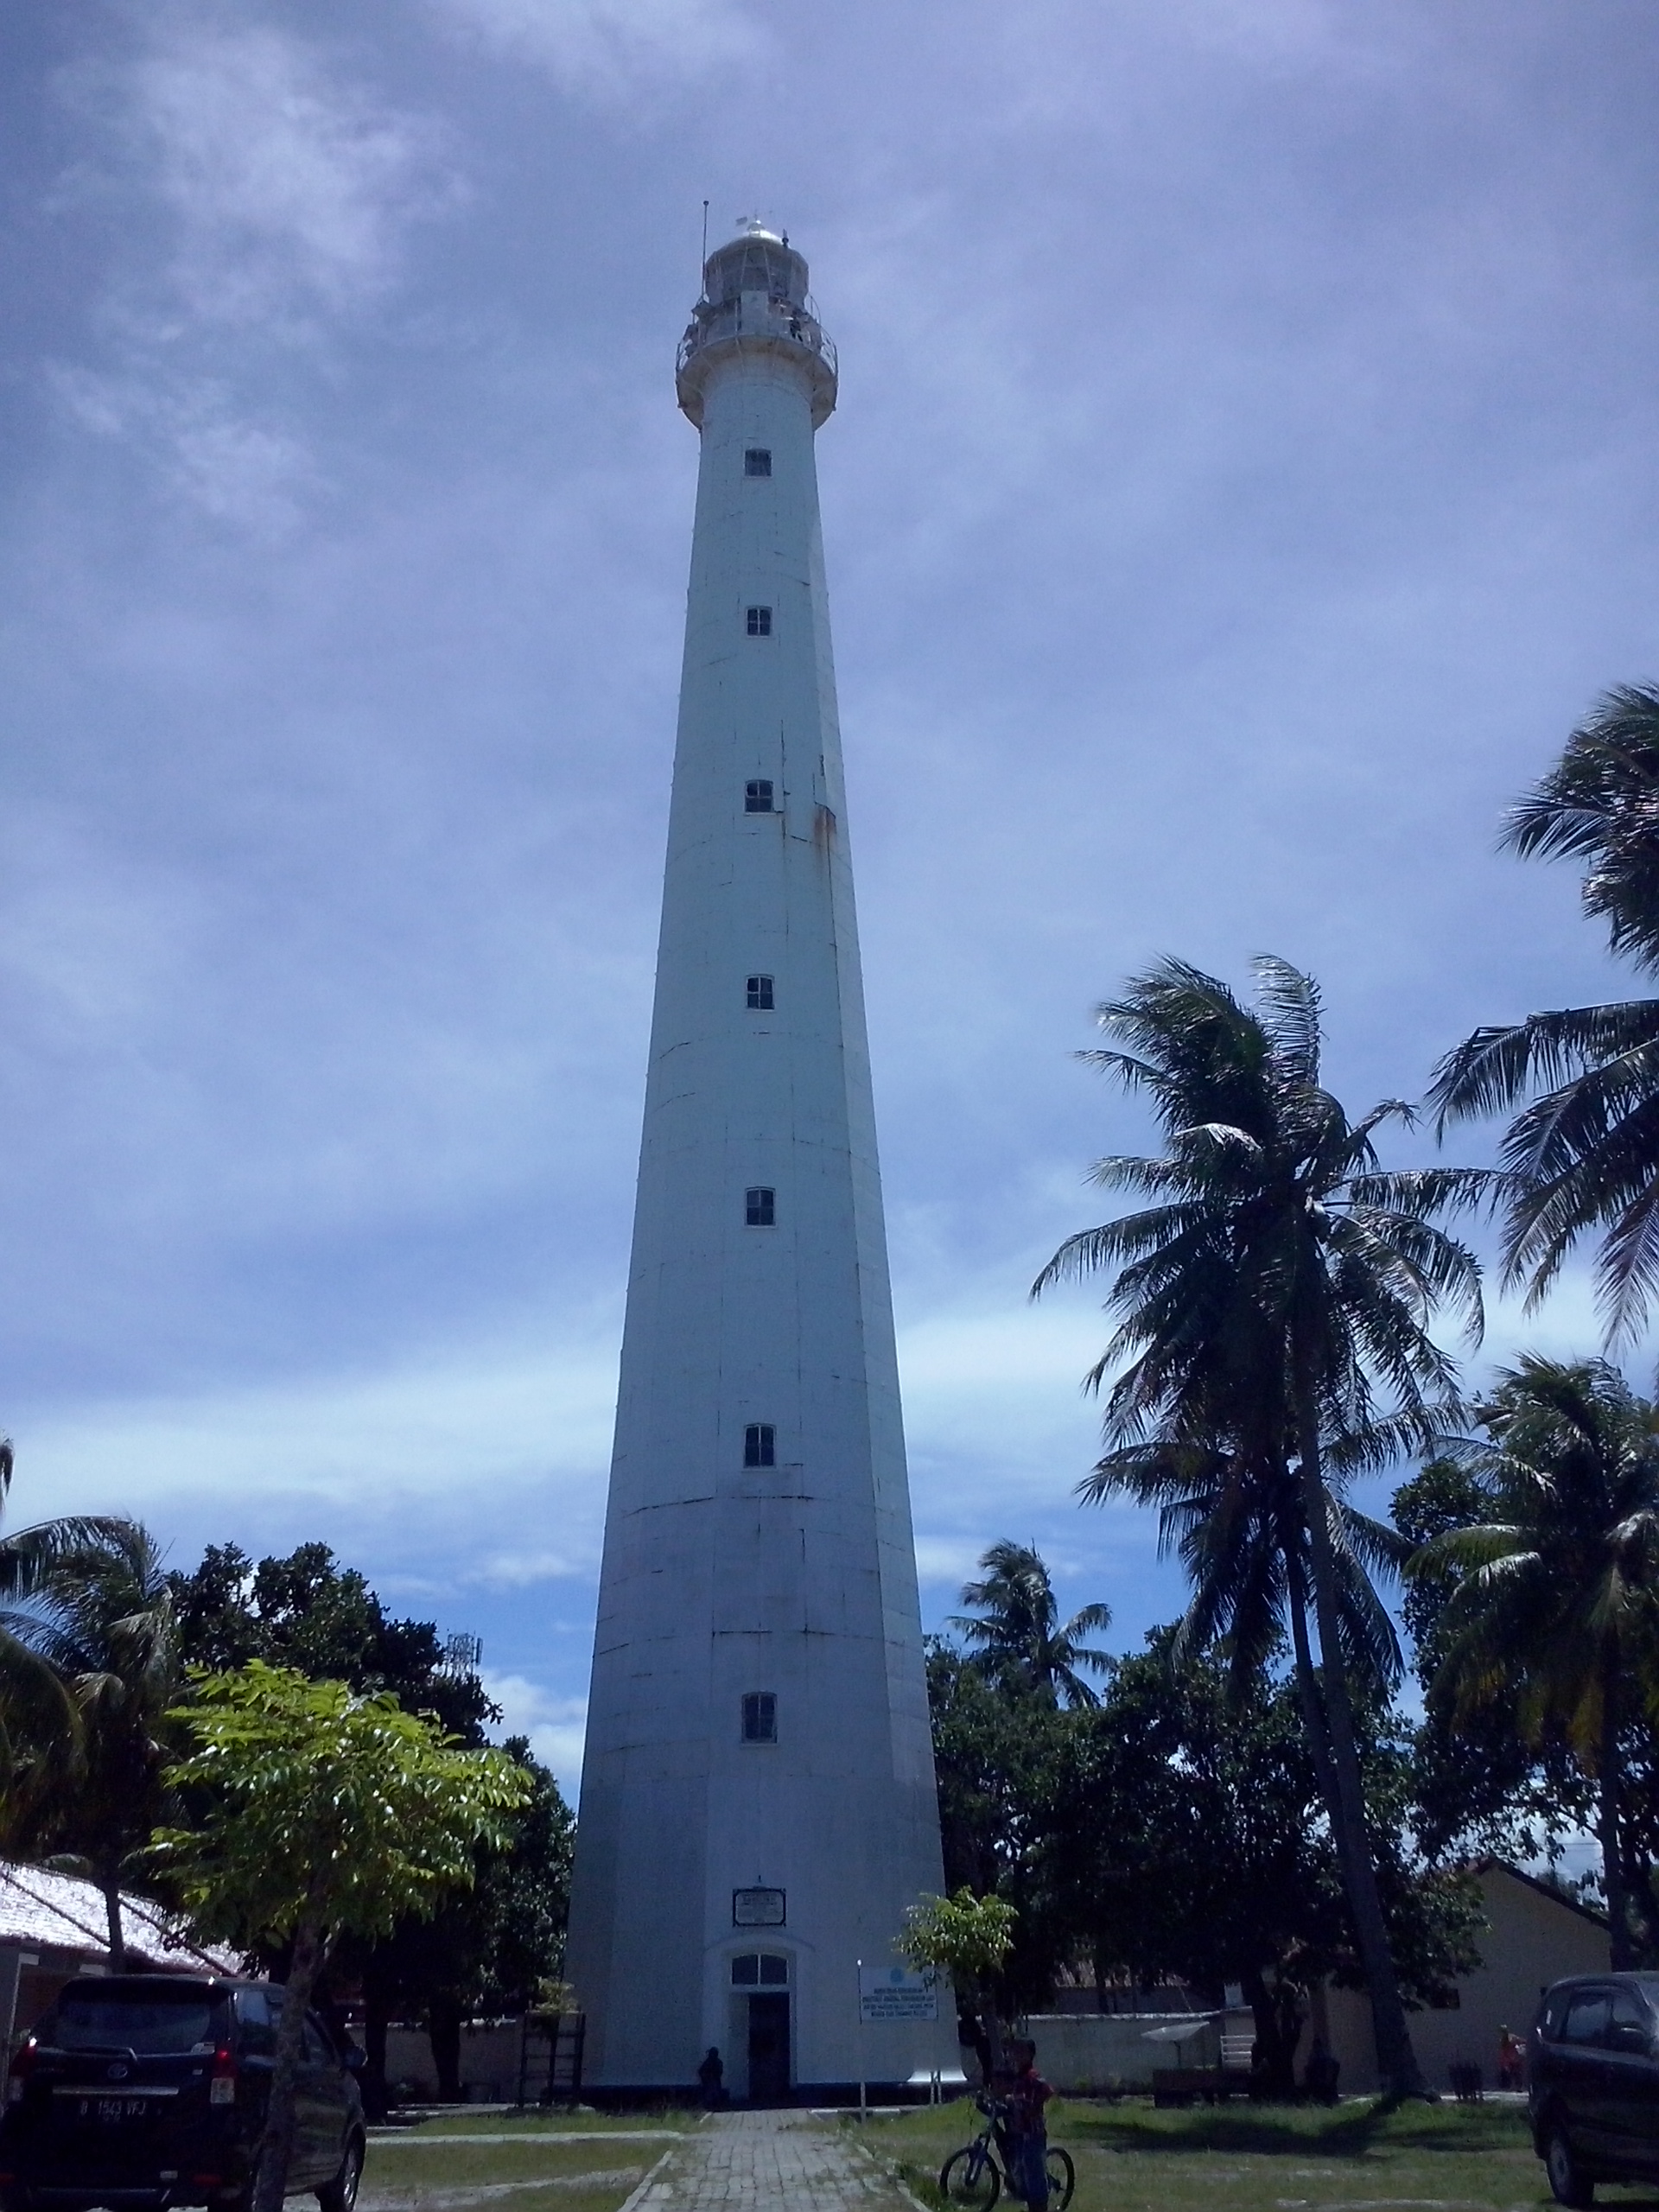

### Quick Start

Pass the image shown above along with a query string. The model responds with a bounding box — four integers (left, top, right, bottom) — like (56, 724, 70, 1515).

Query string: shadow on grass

(1059, 2097, 1534, 2161)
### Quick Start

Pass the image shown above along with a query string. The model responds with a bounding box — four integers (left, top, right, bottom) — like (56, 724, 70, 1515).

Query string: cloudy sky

(3, 0, 1656, 1794)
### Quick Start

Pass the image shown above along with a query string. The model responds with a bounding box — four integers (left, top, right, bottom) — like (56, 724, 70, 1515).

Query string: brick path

(620, 2110, 918, 2210)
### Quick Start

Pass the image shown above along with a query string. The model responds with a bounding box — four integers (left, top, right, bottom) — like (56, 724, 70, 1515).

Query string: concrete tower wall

(566, 236, 950, 2095)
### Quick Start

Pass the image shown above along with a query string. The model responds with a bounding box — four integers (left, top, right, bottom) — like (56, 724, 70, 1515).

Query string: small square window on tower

(746, 606, 772, 637)
(747, 975, 774, 1010)
(743, 1423, 776, 1468)
(741, 1692, 778, 1743)
(744, 448, 772, 477)
(746, 1186, 776, 1227)
(745, 779, 774, 812)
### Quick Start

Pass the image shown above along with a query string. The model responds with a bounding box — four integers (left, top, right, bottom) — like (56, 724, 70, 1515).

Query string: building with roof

(1321, 1860, 1608, 2095)
(0, 1862, 239, 2087)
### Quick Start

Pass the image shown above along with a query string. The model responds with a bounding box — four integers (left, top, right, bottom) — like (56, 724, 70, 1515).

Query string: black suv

(0, 1974, 365, 2212)
(1529, 1973, 1659, 2204)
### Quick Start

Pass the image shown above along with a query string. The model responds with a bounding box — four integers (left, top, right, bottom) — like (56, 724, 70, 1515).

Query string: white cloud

(898, 1294, 1106, 1494)
(52, 366, 321, 536)
(899, 1299, 1106, 1403)
(123, 20, 455, 330)
(428, 0, 760, 97)
(1482, 1272, 1648, 1376)
(484, 1670, 588, 1796)
(911, 1535, 986, 1590)
(14, 1325, 618, 1523)
(45, 15, 459, 528)
(0, 812, 194, 1036)
(464, 1548, 595, 1588)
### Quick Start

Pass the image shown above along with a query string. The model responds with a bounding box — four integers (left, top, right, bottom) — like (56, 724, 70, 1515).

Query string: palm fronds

(950, 1540, 1113, 1707)
(1431, 685, 1659, 1344)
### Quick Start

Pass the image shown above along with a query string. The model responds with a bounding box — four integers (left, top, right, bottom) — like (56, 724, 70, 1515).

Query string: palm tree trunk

(1295, 1392, 1425, 2100)
(1600, 1665, 1634, 1970)
(255, 1914, 328, 2212)
(1286, 1567, 1336, 1795)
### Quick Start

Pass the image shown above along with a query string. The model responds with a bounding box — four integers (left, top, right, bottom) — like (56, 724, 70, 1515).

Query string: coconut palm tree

(1033, 955, 1485, 2098)
(1431, 684, 1659, 1344)
(0, 1520, 180, 1964)
(1086, 1439, 1408, 1785)
(1410, 1356, 1659, 1968)
(0, 1437, 132, 1601)
(0, 1438, 134, 1775)
(950, 1541, 1113, 1707)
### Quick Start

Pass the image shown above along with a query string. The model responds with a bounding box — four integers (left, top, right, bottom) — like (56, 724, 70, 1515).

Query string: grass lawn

(855, 2093, 1610, 2212)
(359, 2110, 697, 2212)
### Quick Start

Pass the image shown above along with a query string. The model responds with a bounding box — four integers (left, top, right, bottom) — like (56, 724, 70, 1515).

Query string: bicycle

(938, 2094, 1075, 2208)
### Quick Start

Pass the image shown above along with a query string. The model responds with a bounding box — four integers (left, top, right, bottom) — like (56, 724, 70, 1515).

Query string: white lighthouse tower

(564, 223, 951, 2097)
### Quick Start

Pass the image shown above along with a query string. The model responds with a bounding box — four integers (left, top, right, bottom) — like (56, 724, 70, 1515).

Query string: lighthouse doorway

(747, 1994, 791, 2101)
(728, 1954, 792, 2101)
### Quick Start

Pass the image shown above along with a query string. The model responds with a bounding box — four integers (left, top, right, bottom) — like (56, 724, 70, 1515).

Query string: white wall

(1325, 1866, 1608, 2095)
(1022, 2015, 1223, 2094)
(384, 2023, 523, 2103)
(565, 241, 950, 2093)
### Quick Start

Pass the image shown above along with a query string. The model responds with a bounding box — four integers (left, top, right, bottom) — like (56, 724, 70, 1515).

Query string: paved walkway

(620, 2110, 918, 2210)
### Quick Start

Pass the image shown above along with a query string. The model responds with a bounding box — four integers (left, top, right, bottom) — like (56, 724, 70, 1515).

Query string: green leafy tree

(1039, 1634, 1344, 2088)
(924, 1638, 1073, 2022)
(1033, 955, 1484, 2096)
(0, 1521, 179, 1963)
(169, 1542, 495, 1744)
(929, 1544, 1112, 2016)
(926, 1640, 1052, 1899)
(1430, 685, 1659, 1344)
(346, 1738, 574, 2102)
(1392, 1457, 1586, 1866)
(950, 1541, 1112, 1707)
(897, 1886, 1018, 2077)
(1034, 1632, 1481, 2094)
(169, 1540, 533, 2109)
(1409, 1356, 1659, 1967)
(156, 1663, 529, 2212)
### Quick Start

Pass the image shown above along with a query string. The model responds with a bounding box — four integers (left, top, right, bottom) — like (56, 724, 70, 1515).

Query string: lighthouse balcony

(677, 294, 837, 428)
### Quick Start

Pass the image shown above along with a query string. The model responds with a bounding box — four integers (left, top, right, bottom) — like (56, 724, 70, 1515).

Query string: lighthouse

(564, 222, 952, 2097)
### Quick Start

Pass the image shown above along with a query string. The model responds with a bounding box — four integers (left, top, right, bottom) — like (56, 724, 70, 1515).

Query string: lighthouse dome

(678, 218, 836, 429)
(702, 219, 810, 310)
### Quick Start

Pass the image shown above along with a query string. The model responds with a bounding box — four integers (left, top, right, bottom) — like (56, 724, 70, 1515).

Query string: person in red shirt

(1004, 2039, 1052, 2209)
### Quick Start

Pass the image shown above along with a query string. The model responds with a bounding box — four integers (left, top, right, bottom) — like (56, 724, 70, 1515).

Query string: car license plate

(85, 2097, 149, 2123)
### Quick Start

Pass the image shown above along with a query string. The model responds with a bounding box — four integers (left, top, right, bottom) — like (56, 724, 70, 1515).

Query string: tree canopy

(1431, 683, 1659, 1344)
(156, 1662, 530, 2212)
(0, 1518, 179, 1964)
(951, 1540, 1112, 1707)
(1033, 954, 1484, 2095)
(1409, 1356, 1659, 1967)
